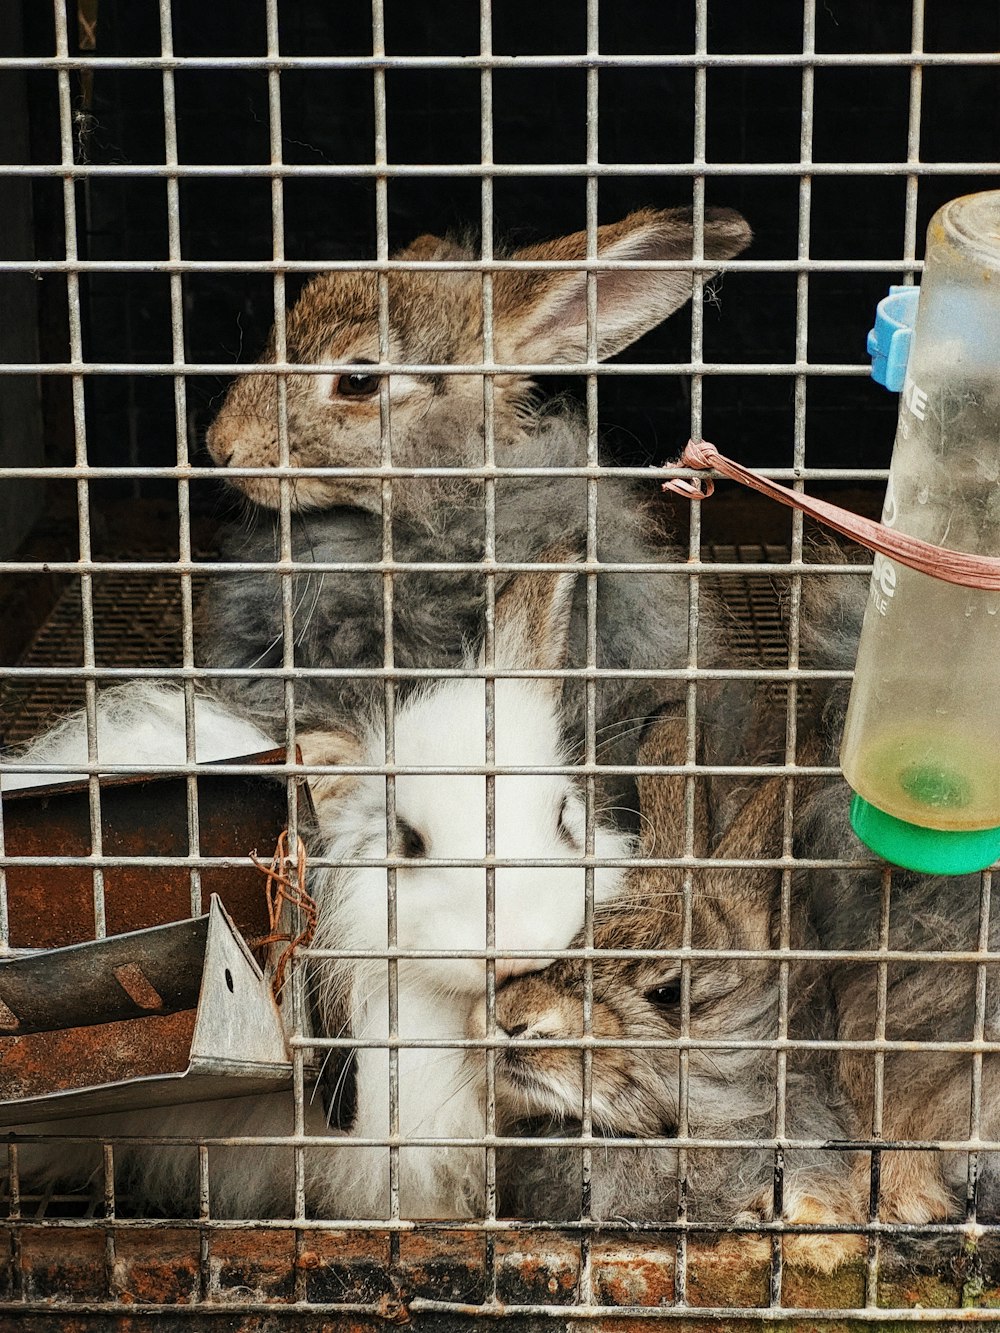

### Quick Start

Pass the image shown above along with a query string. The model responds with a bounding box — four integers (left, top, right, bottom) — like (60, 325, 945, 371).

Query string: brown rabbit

(197, 207, 756, 824)
(479, 710, 864, 1271)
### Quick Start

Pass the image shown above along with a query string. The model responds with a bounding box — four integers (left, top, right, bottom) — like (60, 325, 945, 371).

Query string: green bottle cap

(850, 792, 1000, 875)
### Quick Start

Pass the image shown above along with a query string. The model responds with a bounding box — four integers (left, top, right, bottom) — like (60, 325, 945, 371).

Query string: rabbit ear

(705, 773, 787, 912)
(395, 232, 469, 262)
(635, 707, 711, 860)
(494, 206, 751, 365)
(482, 543, 581, 696)
(298, 728, 363, 818)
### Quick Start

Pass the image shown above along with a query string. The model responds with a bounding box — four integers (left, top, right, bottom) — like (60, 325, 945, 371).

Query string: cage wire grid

(1, 0, 1000, 1325)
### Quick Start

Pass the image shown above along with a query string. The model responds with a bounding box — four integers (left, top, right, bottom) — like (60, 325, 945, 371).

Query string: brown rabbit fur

(198, 207, 756, 823)
(796, 556, 1000, 1225)
(479, 710, 863, 1271)
(206, 206, 751, 514)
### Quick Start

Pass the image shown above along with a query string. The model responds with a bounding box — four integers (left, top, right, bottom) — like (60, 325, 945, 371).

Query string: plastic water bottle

(841, 191, 1000, 874)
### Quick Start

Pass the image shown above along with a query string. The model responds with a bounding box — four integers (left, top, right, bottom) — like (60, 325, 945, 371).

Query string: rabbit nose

(210, 439, 234, 466)
(205, 422, 236, 466)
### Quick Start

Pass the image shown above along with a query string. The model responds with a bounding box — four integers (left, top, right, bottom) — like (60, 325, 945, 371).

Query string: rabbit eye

(335, 362, 382, 399)
(645, 979, 682, 1012)
(395, 820, 427, 859)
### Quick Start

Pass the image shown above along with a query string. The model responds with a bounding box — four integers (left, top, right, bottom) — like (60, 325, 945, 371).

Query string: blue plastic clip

(867, 284, 920, 392)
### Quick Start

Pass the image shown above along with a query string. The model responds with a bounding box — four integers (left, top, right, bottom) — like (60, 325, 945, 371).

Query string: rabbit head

(309, 545, 634, 1010)
(483, 714, 779, 1139)
(206, 207, 751, 511)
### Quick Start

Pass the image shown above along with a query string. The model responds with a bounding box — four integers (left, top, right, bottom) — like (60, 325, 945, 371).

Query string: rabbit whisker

(240, 563, 323, 672)
(406, 1059, 483, 1138)
(306, 1011, 354, 1106)
(591, 714, 661, 745)
(290, 510, 329, 649)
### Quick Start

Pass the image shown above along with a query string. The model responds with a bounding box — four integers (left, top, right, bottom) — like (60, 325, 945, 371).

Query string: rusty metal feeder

(0, 748, 298, 949)
(0, 895, 290, 1120)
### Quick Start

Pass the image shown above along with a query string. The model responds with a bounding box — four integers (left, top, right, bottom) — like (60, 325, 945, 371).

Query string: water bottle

(841, 190, 1000, 874)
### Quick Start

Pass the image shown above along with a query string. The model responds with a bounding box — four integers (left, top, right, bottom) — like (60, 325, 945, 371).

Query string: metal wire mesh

(2, 0, 1000, 1324)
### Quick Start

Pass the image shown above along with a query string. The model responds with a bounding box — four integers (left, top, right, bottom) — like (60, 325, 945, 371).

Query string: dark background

(13, 0, 1000, 516)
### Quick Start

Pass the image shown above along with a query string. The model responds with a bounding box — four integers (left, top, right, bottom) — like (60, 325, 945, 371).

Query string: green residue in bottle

(899, 762, 972, 810)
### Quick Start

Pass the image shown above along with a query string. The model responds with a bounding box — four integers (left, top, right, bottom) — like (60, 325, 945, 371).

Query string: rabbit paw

(731, 1188, 864, 1274)
(778, 1193, 865, 1272)
(852, 1153, 952, 1225)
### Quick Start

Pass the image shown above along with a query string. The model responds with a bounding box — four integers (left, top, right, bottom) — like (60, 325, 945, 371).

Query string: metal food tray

(0, 895, 290, 1121)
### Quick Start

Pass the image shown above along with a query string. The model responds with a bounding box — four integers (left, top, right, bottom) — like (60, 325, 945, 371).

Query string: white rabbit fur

(306, 558, 633, 1219)
(0, 681, 276, 791)
(4, 563, 631, 1221)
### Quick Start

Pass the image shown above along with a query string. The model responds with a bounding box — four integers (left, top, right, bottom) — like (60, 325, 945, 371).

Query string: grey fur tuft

(200, 411, 727, 823)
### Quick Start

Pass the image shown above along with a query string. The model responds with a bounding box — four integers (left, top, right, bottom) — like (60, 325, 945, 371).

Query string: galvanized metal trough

(0, 896, 290, 1120)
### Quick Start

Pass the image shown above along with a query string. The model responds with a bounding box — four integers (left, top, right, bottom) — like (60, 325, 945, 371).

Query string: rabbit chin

(244, 473, 385, 513)
(495, 1051, 676, 1142)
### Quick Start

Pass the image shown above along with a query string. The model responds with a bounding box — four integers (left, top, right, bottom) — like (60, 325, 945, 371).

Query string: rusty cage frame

(2, 0, 1000, 1328)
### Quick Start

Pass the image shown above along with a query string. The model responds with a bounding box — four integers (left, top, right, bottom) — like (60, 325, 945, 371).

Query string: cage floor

(2, 1211, 998, 1321)
(0, 542, 791, 750)
(0, 560, 214, 747)
(706, 542, 789, 665)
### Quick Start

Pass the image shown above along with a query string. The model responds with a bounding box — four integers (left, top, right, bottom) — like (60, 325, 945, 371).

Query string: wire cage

(2, 0, 1000, 1328)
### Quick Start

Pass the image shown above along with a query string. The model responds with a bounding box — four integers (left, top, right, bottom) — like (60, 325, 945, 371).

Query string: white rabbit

(304, 551, 633, 1219)
(4, 559, 631, 1222)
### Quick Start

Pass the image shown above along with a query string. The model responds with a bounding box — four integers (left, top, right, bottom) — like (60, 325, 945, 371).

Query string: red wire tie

(250, 829, 318, 1001)
(664, 437, 1000, 591)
